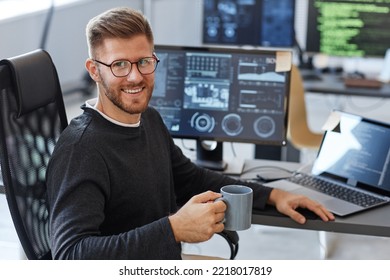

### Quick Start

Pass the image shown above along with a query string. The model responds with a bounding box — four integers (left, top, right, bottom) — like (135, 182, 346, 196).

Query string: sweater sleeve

(147, 106, 274, 210)
(169, 142, 273, 210)
(47, 137, 181, 260)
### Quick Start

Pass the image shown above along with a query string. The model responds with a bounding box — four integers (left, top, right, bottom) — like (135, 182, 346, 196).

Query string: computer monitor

(202, 0, 296, 48)
(150, 45, 292, 171)
(305, 0, 390, 57)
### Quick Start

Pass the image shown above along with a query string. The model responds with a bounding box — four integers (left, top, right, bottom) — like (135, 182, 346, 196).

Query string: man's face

(88, 35, 155, 123)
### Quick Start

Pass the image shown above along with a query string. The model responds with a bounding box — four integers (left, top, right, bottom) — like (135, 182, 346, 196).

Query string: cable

(181, 139, 195, 152)
(230, 142, 237, 158)
(346, 96, 387, 112)
(241, 165, 297, 176)
(40, 0, 55, 50)
(241, 165, 298, 183)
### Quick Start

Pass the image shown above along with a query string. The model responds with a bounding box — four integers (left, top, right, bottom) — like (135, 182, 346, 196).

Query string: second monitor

(202, 0, 296, 48)
(305, 0, 390, 58)
(151, 45, 292, 171)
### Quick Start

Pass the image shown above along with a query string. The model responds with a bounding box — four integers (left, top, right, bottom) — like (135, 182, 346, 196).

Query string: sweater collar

(85, 98, 141, 128)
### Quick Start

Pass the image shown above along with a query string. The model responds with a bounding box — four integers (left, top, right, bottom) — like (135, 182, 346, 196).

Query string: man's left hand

(267, 188, 335, 224)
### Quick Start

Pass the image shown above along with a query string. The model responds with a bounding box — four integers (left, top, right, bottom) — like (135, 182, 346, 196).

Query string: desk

(301, 69, 390, 98)
(243, 159, 390, 238)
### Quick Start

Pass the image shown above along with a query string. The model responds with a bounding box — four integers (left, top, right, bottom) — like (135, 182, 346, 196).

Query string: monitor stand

(294, 36, 314, 70)
(194, 140, 244, 175)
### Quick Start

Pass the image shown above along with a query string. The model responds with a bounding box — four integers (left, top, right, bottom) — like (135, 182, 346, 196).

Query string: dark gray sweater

(46, 104, 272, 259)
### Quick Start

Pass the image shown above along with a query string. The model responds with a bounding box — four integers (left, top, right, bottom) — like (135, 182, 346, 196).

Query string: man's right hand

(168, 191, 226, 243)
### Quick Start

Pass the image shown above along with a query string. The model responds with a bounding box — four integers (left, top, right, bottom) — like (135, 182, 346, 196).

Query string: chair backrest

(287, 65, 323, 150)
(0, 49, 68, 259)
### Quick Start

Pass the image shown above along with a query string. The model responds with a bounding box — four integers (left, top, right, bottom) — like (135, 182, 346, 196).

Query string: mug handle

(214, 197, 239, 260)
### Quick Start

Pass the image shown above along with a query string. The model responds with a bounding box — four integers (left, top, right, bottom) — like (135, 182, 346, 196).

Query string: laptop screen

(312, 112, 390, 195)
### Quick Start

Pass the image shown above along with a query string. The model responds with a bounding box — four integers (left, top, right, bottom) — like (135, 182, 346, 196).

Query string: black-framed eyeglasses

(92, 55, 160, 77)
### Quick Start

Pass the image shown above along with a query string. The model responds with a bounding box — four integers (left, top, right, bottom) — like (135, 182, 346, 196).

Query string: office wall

(48, 0, 146, 86)
(149, 0, 203, 46)
(0, 0, 143, 85)
(0, 0, 208, 86)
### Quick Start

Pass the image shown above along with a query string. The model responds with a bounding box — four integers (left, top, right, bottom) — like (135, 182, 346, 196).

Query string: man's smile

(122, 87, 143, 94)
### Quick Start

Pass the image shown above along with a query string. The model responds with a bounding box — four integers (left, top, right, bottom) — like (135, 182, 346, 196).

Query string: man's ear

(85, 59, 101, 82)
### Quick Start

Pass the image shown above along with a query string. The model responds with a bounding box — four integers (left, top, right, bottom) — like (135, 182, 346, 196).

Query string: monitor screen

(305, 0, 390, 57)
(150, 45, 292, 170)
(312, 111, 390, 194)
(202, 0, 296, 48)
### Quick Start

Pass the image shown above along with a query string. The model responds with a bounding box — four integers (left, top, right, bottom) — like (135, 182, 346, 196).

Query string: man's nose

(126, 65, 143, 82)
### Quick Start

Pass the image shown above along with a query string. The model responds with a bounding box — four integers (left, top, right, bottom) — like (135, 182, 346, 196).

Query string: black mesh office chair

(0, 49, 239, 260)
(0, 49, 68, 259)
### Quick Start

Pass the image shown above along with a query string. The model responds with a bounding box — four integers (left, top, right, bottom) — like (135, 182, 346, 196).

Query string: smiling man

(46, 7, 334, 260)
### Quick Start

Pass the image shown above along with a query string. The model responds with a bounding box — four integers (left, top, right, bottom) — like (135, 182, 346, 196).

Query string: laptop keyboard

(288, 174, 387, 207)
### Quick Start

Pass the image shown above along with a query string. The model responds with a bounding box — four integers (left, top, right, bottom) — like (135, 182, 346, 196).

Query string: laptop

(265, 111, 390, 216)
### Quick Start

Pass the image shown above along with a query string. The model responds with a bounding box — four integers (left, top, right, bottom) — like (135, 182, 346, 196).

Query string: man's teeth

(123, 88, 142, 94)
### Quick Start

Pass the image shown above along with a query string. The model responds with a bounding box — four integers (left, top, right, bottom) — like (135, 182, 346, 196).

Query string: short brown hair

(86, 7, 154, 57)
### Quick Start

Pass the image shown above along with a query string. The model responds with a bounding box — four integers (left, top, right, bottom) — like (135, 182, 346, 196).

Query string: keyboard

(288, 174, 387, 207)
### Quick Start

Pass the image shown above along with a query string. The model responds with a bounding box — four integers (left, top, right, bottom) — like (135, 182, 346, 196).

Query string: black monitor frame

(151, 45, 292, 171)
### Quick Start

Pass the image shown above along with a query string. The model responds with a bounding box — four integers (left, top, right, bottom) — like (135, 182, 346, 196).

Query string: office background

(1, 0, 390, 259)
(1, 0, 389, 120)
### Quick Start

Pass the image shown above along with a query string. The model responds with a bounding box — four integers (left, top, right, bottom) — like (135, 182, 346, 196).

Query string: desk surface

(2, 158, 388, 238)
(244, 159, 390, 238)
(301, 69, 390, 98)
